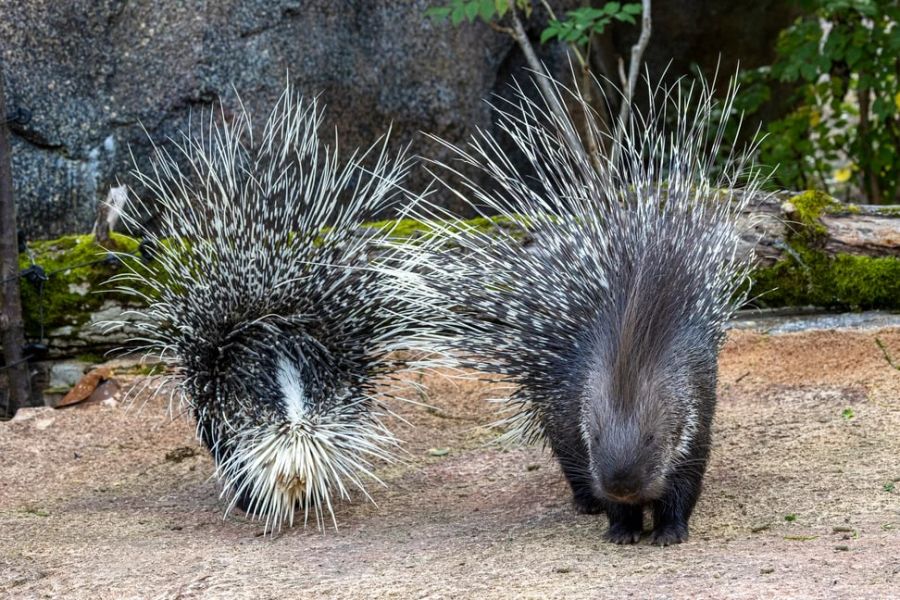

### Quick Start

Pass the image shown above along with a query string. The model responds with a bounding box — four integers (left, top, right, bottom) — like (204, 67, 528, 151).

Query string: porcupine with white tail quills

(109, 86, 445, 531)
(408, 75, 764, 545)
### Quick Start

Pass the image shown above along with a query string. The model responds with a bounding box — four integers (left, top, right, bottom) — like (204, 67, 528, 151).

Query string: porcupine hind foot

(572, 489, 604, 515)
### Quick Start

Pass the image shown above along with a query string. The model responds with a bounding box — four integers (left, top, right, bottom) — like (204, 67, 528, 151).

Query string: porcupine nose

(603, 468, 643, 502)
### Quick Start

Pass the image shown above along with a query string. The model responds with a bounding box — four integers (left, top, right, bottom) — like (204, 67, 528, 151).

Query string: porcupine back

(412, 74, 762, 443)
(108, 85, 444, 530)
(403, 73, 766, 545)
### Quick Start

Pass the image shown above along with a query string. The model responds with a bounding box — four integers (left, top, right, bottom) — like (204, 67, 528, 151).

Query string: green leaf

(604, 1, 622, 14)
(464, 1, 479, 22)
(540, 25, 558, 44)
(800, 62, 819, 82)
(623, 3, 642, 14)
(517, 0, 532, 18)
(478, 0, 496, 21)
(612, 13, 636, 24)
(495, 0, 508, 17)
(450, 3, 466, 25)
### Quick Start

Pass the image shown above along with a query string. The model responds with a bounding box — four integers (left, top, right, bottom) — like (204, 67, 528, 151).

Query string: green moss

(750, 230, 900, 310)
(43, 386, 72, 395)
(362, 214, 530, 242)
(125, 364, 164, 376)
(75, 353, 106, 364)
(750, 191, 900, 310)
(362, 217, 434, 238)
(831, 254, 900, 308)
(788, 190, 842, 239)
(18, 202, 898, 337)
(18, 233, 148, 337)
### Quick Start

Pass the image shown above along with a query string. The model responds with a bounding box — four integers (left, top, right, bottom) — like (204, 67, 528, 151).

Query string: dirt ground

(1, 324, 899, 599)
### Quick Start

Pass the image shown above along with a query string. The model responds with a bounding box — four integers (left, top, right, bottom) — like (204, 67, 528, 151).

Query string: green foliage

(541, 3, 641, 46)
(737, 0, 900, 202)
(17, 234, 148, 337)
(426, 1, 641, 52)
(425, 0, 531, 25)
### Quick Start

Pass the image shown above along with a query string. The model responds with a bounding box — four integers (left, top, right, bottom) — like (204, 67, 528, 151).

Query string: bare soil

(1, 326, 899, 599)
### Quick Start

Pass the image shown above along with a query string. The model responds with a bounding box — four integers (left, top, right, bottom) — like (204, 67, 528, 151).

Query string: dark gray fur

(415, 76, 759, 545)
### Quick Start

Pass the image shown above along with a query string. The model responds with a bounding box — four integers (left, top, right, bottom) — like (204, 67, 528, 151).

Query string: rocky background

(1, 0, 795, 239)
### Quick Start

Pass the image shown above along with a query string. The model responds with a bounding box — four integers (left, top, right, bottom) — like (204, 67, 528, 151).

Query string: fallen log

(6, 191, 899, 358)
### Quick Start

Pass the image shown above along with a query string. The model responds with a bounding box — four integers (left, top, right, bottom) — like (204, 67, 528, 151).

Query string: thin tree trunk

(506, 0, 588, 162)
(611, 0, 652, 163)
(0, 64, 32, 419)
(857, 84, 882, 203)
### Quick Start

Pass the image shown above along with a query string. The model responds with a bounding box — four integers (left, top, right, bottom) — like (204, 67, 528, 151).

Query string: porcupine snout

(584, 390, 671, 506)
(589, 431, 653, 504)
(601, 467, 644, 503)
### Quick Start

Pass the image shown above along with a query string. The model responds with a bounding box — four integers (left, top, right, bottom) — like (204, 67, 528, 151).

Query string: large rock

(1, 0, 519, 238)
(1, 0, 795, 239)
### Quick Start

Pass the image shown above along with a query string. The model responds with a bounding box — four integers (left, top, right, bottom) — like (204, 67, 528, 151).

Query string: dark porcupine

(407, 75, 764, 545)
(108, 86, 444, 531)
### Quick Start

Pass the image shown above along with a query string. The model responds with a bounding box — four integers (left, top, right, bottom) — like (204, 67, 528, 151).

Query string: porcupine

(408, 75, 763, 545)
(109, 86, 443, 531)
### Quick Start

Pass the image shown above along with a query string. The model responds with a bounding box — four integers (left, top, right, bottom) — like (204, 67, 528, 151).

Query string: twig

(611, 0, 652, 163)
(506, 0, 587, 160)
(875, 337, 899, 371)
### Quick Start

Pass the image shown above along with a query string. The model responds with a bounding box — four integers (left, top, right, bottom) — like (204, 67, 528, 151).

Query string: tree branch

(612, 0, 652, 162)
(506, 0, 590, 166)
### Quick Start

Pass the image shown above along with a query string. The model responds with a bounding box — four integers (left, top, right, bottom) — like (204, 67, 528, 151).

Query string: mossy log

(743, 191, 899, 309)
(7, 192, 899, 358)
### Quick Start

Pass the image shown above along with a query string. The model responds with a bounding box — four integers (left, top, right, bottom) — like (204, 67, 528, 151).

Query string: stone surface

(85, 378, 120, 407)
(47, 360, 89, 389)
(1, 0, 795, 239)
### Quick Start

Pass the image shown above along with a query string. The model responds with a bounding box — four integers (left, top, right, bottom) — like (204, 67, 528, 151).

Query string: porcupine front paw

(605, 521, 642, 544)
(649, 523, 689, 546)
(603, 503, 643, 544)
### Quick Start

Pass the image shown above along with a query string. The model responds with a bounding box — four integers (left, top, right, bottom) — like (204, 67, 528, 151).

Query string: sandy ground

(1, 325, 899, 599)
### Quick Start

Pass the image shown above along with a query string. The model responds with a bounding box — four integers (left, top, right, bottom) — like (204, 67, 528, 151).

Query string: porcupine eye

(645, 433, 655, 445)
